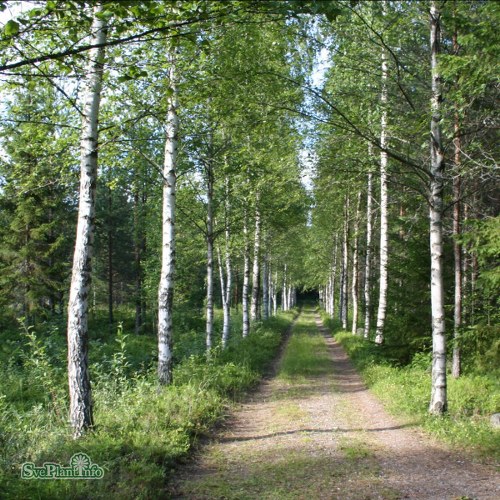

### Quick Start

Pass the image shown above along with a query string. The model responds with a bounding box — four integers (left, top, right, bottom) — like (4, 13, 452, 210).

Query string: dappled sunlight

(172, 311, 499, 499)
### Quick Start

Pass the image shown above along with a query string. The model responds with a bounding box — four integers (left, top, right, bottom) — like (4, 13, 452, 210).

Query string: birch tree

(364, 168, 374, 338)
(205, 153, 215, 351)
(428, 0, 447, 414)
(157, 46, 179, 385)
(67, 3, 107, 436)
(451, 21, 462, 378)
(375, 7, 389, 345)
(340, 196, 349, 330)
(262, 250, 270, 320)
(221, 177, 232, 348)
(250, 194, 261, 322)
(351, 191, 362, 334)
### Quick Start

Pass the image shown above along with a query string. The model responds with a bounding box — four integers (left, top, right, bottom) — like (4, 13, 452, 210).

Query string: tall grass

(0, 310, 293, 499)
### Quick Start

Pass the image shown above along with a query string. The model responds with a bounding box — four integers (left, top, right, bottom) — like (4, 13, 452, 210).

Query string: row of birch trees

(309, 1, 498, 415)
(0, 0, 321, 436)
(0, 1, 497, 436)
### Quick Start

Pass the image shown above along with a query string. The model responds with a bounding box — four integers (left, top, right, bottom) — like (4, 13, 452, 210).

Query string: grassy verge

(322, 313, 500, 462)
(0, 311, 293, 499)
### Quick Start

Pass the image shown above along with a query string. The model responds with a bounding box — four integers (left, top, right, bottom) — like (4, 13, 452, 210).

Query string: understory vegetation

(0, 309, 293, 499)
(322, 315, 500, 462)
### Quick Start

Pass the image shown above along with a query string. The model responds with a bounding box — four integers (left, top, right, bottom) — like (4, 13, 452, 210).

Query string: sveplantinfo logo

(21, 452, 104, 480)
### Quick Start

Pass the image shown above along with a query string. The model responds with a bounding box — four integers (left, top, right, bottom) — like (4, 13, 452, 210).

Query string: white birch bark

(67, 4, 107, 437)
(341, 196, 349, 330)
(242, 209, 250, 337)
(452, 160, 462, 379)
(364, 169, 374, 338)
(452, 29, 462, 379)
(223, 181, 232, 348)
(282, 264, 287, 311)
(331, 234, 338, 318)
(352, 191, 361, 334)
(326, 277, 332, 316)
(375, 21, 389, 345)
(338, 270, 343, 322)
(268, 259, 273, 316)
(217, 244, 230, 349)
(205, 160, 214, 351)
(262, 253, 269, 320)
(429, 1, 447, 414)
(273, 270, 278, 315)
(250, 197, 261, 321)
(158, 46, 179, 385)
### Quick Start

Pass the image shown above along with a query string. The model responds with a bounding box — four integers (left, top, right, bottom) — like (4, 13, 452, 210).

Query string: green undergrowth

(322, 314, 500, 462)
(0, 310, 294, 499)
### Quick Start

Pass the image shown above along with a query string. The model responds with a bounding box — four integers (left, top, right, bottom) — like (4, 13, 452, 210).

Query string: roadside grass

(0, 310, 294, 499)
(322, 314, 500, 462)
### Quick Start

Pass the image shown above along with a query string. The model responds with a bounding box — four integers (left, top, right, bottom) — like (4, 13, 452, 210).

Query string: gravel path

(170, 310, 500, 499)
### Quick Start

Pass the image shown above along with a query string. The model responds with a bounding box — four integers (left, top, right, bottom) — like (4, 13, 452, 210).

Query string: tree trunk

(429, 1, 447, 415)
(331, 234, 338, 318)
(375, 20, 389, 345)
(205, 159, 214, 351)
(282, 264, 288, 311)
(269, 261, 273, 315)
(217, 245, 230, 349)
(451, 26, 462, 379)
(221, 177, 232, 348)
(327, 275, 332, 316)
(67, 4, 107, 437)
(242, 209, 250, 337)
(250, 197, 261, 322)
(107, 186, 114, 326)
(341, 196, 349, 330)
(462, 204, 469, 325)
(352, 191, 361, 334)
(262, 252, 269, 320)
(364, 169, 373, 338)
(234, 266, 239, 313)
(134, 187, 143, 334)
(157, 46, 178, 385)
(273, 270, 278, 315)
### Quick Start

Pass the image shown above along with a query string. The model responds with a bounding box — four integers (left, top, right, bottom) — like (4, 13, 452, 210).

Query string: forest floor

(169, 308, 500, 499)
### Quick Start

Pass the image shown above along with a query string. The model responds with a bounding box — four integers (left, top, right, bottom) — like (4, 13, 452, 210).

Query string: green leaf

(117, 75, 134, 83)
(96, 10, 114, 21)
(4, 20, 19, 36)
(28, 8, 43, 18)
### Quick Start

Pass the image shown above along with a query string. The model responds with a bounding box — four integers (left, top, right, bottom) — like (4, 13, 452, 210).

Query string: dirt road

(171, 309, 499, 499)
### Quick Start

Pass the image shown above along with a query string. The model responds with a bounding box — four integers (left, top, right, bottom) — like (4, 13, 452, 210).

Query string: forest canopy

(0, 0, 498, 488)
